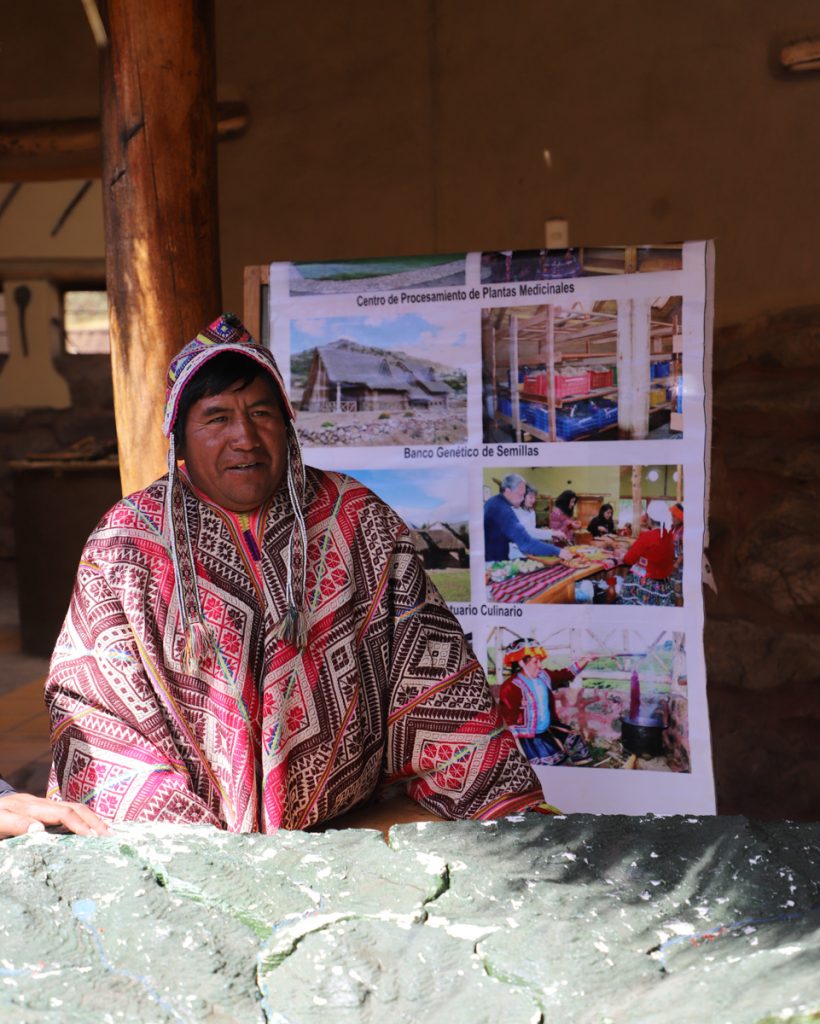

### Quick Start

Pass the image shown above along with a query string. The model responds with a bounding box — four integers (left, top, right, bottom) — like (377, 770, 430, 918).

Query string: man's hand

(0, 792, 108, 839)
(558, 548, 574, 562)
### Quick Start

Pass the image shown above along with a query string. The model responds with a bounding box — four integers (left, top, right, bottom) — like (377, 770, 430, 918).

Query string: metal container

(621, 717, 666, 757)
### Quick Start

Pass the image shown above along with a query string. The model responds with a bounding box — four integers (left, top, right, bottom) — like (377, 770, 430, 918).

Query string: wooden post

(100, 0, 221, 496)
(490, 321, 498, 433)
(631, 465, 642, 535)
(617, 298, 651, 440)
(545, 304, 557, 442)
(509, 311, 521, 443)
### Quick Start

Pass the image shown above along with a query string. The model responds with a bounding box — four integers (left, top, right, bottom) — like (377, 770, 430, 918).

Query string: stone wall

(706, 306, 820, 820)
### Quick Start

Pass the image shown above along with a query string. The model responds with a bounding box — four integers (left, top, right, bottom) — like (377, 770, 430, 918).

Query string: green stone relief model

(1, 816, 818, 1023)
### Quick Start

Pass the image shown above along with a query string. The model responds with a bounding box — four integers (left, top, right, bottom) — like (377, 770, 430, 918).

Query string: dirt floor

(296, 407, 468, 447)
(587, 738, 676, 772)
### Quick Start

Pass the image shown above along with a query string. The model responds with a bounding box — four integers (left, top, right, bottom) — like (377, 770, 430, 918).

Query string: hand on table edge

(0, 792, 109, 839)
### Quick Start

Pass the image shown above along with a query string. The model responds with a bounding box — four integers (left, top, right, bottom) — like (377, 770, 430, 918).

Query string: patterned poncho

(46, 468, 542, 830)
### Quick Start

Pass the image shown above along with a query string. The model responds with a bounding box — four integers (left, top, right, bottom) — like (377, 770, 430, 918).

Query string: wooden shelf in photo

(575, 386, 618, 402)
(649, 401, 674, 413)
(672, 332, 684, 354)
(559, 352, 617, 362)
(578, 246, 637, 274)
(520, 425, 551, 443)
(519, 423, 619, 444)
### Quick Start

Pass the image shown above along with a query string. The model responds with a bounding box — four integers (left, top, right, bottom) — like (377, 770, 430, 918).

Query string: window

(63, 290, 110, 354)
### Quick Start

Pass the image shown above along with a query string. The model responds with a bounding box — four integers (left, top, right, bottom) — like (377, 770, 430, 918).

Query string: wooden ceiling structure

(0, 0, 246, 495)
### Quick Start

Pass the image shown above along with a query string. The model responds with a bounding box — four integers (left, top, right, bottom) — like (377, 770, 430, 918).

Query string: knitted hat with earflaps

(163, 312, 309, 671)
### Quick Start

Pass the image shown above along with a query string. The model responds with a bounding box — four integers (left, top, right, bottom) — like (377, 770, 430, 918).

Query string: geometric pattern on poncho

(47, 468, 542, 832)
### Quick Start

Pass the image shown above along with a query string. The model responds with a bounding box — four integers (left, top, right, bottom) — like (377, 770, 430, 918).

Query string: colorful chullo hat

(502, 637, 547, 666)
(163, 313, 308, 670)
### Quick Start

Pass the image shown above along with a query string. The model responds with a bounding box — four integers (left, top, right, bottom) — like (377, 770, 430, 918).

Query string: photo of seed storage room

(482, 297, 683, 443)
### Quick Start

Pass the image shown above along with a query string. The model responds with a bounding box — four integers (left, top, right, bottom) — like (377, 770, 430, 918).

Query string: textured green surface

(1, 816, 818, 1023)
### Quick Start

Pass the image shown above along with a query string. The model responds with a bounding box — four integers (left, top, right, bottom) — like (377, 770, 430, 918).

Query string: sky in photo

(341, 468, 469, 528)
(290, 313, 470, 368)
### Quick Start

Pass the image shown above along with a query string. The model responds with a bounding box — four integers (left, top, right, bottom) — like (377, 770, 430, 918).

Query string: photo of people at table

(486, 626, 690, 773)
(483, 464, 684, 605)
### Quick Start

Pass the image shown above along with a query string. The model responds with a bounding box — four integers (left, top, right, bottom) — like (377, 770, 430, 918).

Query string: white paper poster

(267, 242, 715, 814)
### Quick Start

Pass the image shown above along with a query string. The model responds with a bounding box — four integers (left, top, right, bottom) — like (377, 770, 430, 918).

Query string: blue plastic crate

(556, 408, 598, 440)
(593, 397, 618, 427)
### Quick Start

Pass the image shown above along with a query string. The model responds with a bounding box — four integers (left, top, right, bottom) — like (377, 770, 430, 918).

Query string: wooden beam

(631, 466, 642, 537)
(616, 298, 651, 440)
(0, 102, 249, 183)
(100, 0, 222, 496)
(242, 264, 266, 341)
(0, 258, 105, 282)
(781, 38, 820, 72)
(545, 304, 557, 442)
(509, 311, 521, 443)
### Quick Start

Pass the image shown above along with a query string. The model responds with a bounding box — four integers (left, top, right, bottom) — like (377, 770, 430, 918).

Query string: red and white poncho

(46, 468, 542, 830)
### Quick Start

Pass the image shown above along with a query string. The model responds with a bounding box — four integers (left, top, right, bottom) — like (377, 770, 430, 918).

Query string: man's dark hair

(173, 352, 281, 448)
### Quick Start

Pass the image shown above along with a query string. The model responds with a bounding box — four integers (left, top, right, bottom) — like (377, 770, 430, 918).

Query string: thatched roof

(408, 529, 430, 553)
(420, 525, 466, 551)
(317, 340, 455, 396)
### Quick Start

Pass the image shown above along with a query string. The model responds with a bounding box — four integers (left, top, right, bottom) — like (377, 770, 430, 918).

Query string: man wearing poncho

(46, 314, 543, 831)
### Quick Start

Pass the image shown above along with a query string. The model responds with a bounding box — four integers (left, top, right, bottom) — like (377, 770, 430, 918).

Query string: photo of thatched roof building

(409, 522, 469, 570)
(301, 339, 455, 413)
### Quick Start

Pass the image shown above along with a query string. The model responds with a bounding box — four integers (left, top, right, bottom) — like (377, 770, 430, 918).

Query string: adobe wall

(3, 3, 820, 328)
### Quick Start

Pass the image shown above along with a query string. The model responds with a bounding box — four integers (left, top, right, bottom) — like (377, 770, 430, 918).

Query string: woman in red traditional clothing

(620, 500, 676, 606)
(498, 639, 592, 766)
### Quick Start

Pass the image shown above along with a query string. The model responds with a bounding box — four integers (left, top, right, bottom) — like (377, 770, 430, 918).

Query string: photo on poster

(288, 254, 468, 296)
(480, 244, 683, 284)
(289, 313, 469, 447)
(482, 297, 683, 443)
(483, 464, 683, 606)
(342, 468, 471, 603)
(485, 626, 690, 773)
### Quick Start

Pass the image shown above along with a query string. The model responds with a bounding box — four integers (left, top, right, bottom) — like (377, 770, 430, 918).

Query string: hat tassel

(273, 603, 308, 650)
(183, 618, 215, 673)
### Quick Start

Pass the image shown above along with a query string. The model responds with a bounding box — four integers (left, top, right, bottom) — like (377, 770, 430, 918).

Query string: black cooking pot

(621, 717, 666, 757)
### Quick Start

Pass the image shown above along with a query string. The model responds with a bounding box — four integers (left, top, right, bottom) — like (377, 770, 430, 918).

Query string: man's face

(505, 480, 526, 507)
(181, 375, 287, 512)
